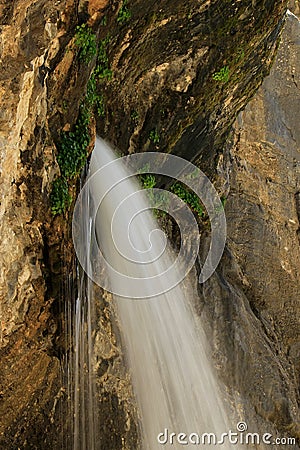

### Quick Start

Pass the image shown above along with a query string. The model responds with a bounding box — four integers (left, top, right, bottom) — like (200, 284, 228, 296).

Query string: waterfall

(71, 137, 235, 449)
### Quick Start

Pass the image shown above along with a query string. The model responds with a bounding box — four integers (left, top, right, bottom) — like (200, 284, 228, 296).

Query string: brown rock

(200, 9, 300, 445)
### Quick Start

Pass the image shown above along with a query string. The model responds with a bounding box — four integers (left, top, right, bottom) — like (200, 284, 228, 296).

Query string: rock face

(0, 1, 66, 448)
(0, 1, 107, 447)
(98, 0, 287, 176)
(229, 9, 300, 378)
(200, 8, 300, 445)
(0, 0, 297, 449)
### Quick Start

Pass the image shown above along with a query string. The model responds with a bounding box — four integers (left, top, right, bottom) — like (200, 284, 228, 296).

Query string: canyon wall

(209, 8, 300, 443)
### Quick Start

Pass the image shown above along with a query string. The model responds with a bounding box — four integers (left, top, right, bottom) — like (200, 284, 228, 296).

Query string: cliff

(200, 8, 300, 445)
(213, 7, 300, 440)
(0, 0, 298, 448)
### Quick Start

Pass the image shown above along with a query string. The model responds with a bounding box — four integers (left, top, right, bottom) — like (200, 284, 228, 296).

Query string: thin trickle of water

(71, 137, 236, 449)
(67, 173, 99, 450)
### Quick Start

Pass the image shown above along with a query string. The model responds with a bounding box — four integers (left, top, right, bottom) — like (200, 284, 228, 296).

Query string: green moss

(139, 173, 167, 219)
(96, 37, 113, 80)
(101, 16, 107, 26)
(140, 173, 156, 190)
(50, 29, 111, 215)
(215, 12, 240, 39)
(74, 24, 97, 63)
(131, 110, 139, 122)
(57, 106, 90, 179)
(117, 0, 131, 24)
(212, 66, 230, 83)
(169, 182, 204, 218)
(86, 72, 105, 116)
(139, 170, 205, 220)
(149, 129, 160, 144)
(50, 177, 72, 216)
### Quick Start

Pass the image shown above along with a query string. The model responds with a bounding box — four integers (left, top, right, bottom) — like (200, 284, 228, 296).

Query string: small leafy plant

(57, 106, 90, 179)
(117, 0, 131, 24)
(131, 110, 139, 121)
(170, 182, 204, 218)
(86, 73, 105, 116)
(74, 24, 97, 63)
(50, 177, 72, 216)
(212, 65, 230, 83)
(96, 37, 113, 79)
(85, 37, 112, 119)
(95, 93, 105, 117)
(140, 173, 156, 190)
(139, 169, 205, 220)
(139, 170, 166, 218)
(149, 129, 160, 144)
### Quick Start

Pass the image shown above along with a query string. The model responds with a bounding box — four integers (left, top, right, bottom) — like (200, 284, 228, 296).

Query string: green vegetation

(212, 65, 230, 83)
(140, 173, 156, 190)
(85, 37, 112, 118)
(51, 26, 114, 215)
(131, 110, 139, 122)
(95, 92, 105, 117)
(100, 16, 107, 26)
(50, 103, 93, 215)
(140, 173, 167, 219)
(57, 107, 90, 179)
(96, 37, 113, 80)
(170, 182, 204, 218)
(214, 195, 227, 213)
(86, 73, 105, 116)
(149, 129, 160, 144)
(74, 24, 97, 63)
(117, 0, 131, 24)
(50, 107, 90, 215)
(221, 196, 227, 208)
(139, 169, 205, 220)
(50, 178, 72, 216)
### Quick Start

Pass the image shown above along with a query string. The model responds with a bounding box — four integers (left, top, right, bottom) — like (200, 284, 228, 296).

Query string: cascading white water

(72, 137, 236, 449)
